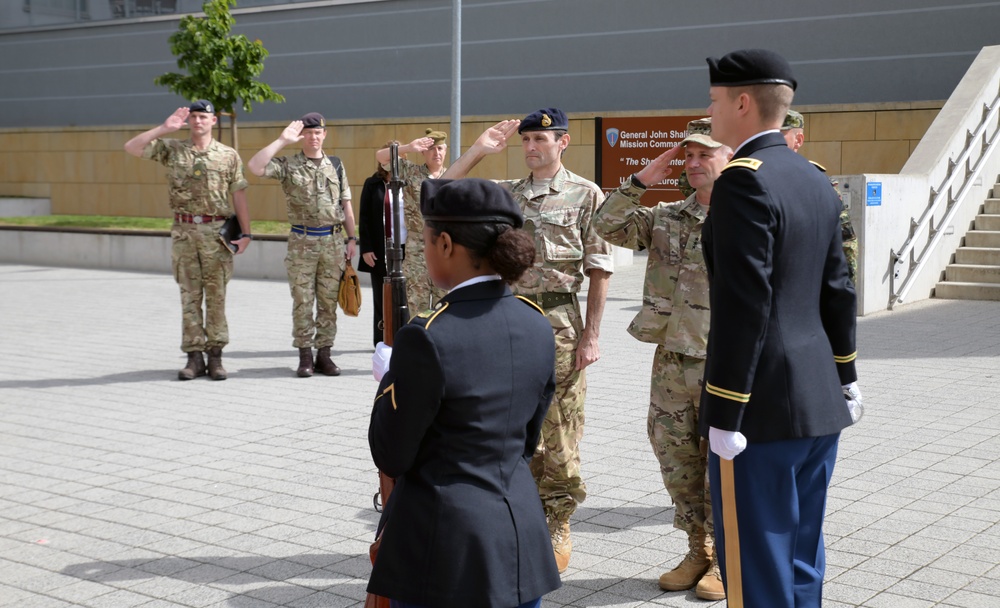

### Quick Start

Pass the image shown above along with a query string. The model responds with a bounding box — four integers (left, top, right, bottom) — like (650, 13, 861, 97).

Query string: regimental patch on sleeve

(515, 295, 545, 315)
(809, 160, 828, 173)
(722, 158, 762, 172)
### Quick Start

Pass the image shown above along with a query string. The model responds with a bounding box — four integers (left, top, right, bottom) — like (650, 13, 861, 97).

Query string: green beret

(425, 128, 447, 145)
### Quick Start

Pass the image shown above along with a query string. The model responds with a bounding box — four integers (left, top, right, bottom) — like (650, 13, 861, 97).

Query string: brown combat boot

(296, 348, 314, 378)
(178, 352, 206, 381)
(314, 346, 341, 376)
(549, 518, 572, 573)
(206, 347, 227, 381)
(695, 552, 725, 601)
(659, 532, 711, 591)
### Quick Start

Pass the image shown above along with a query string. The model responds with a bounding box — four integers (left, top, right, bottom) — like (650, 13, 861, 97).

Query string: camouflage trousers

(171, 221, 233, 353)
(401, 245, 446, 317)
(530, 299, 587, 524)
(284, 233, 345, 349)
(648, 347, 712, 537)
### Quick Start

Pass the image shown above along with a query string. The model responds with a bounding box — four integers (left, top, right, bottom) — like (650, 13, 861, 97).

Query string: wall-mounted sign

(596, 115, 702, 206)
(866, 182, 882, 206)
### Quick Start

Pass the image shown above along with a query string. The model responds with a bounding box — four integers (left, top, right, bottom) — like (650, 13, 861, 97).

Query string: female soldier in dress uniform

(368, 178, 562, 608)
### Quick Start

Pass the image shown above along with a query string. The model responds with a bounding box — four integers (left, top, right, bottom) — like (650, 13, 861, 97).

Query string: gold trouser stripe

(720, 458, 744, 608)
(834, 351, 857, 363)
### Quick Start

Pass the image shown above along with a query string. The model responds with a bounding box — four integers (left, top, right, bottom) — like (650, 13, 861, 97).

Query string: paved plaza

(1, 256, 1000, 608)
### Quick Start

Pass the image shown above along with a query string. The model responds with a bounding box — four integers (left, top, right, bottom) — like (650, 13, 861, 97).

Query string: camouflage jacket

(264, 152, 351, 226)
(498, 166, 614, 295)
(593, 180, 709, 356)
(144, 138, 247, 215)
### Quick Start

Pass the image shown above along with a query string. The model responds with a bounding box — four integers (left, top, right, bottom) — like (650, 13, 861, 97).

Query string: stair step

(935, 281, 1000, 301)
(956, 247, 1000, 265)
(976, 215, 1000, 231)
(944, 264, 1000, 284)
(966, 231, 1000, 247)
(986, 199, 1000, 214)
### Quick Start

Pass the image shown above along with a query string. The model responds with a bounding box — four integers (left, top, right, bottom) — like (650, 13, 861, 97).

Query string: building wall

(0, 104, 941, 221)
(0, 0, 995, 128)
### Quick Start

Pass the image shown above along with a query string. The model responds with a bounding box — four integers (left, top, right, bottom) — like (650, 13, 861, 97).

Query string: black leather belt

(520, 292, 575, 310)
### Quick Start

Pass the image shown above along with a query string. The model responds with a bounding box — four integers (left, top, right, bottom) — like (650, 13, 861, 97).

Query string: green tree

(154, 0, 284, 151)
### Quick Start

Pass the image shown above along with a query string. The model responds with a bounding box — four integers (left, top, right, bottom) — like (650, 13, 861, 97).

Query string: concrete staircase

(935, 181, 1000, 301)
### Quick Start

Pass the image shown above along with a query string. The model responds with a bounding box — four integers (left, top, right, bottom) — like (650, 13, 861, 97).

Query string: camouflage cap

(781, 110, 804, 130)
(680, 118, 723, 149)
(425, 128, 447, 145)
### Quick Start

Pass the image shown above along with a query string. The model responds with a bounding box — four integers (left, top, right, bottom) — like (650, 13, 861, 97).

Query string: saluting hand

(472, 119, 521, 156)
(404, 136, 436, 153)
(280, 120, 305, 145)
(163, 108, 189, 132)
(633, 143, 685, 187)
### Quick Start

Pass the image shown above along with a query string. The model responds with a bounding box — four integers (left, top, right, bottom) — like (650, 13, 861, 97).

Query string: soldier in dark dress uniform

(698, 49, 863, 608)
(368, 178, 562, 608)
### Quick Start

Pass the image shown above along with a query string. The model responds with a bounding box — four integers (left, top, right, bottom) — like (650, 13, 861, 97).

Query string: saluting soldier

(124, 100, 251, 381)
(368, 178, 562, 608)
(699, 49, 862, 608)
(780, 109, 859, 283)
(248, 112, 356, 377)
(593, 118, 731, 601)
(375, 129, 449, 314)
(445, 110, 614, 573)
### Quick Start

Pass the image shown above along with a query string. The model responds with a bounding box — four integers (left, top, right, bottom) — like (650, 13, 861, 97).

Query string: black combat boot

(315, 346, 341, 376)
(178, 352, 206, 380)
(297, 347, 314, 378)
(206, 347, 227, 381)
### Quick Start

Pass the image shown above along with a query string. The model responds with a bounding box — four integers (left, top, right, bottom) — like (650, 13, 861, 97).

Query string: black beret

(706, 49, 797, 91)
(300, 112, 326, 129)
(518, 107, 568, 133)
(421, 178, 524, 228)
(188, 99, 214, 114)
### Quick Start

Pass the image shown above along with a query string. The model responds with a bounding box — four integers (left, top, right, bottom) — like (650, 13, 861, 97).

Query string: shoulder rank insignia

(809, 160, 828, 173)
(411, 301, 449, 328)
(515, 295, 545, 315)
(722, 158, 762, 172)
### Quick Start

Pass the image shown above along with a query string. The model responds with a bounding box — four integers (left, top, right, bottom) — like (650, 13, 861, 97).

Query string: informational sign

(866, 182, 882, 206)
(596, 115, 702, 205)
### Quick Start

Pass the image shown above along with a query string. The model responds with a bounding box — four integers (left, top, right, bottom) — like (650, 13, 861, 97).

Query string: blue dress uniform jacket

(367, 279, 562, 608)
(698, 132, 858, 442)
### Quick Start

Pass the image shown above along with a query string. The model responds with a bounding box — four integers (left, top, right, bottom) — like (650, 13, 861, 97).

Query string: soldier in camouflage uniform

(445, 110, 613, 574)
(375, 129, 449, 315)
(781, 110, 859, 283)
(593, 118, 731, 601)
(124, 100, 251, 381)
(248, 113, 356, 377)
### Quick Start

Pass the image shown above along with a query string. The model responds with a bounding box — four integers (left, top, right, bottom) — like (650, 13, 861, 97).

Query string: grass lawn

(0, 215, 290, 234)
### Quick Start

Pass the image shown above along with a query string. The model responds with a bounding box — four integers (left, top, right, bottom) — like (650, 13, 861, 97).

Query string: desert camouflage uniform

(593, 179, 713, 537)
(386, 157, 447, 315)
(497, 166, 614, 525)
(264, 152, 351, 349)
(143, 138, 247, 353)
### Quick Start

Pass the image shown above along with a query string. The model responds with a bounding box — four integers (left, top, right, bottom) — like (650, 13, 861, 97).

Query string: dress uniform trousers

(709, 433, 840, 608)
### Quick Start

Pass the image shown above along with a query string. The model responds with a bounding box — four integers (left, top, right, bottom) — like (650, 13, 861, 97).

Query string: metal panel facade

(1, 0, 998, 127)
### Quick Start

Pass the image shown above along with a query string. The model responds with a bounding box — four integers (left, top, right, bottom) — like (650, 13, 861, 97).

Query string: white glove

(709, 426, 747, 460)
(372, 342, 392, 382)
(843, 382, 864, 424)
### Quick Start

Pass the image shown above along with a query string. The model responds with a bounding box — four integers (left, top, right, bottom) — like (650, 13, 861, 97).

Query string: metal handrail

(890, 89, 1000, 306)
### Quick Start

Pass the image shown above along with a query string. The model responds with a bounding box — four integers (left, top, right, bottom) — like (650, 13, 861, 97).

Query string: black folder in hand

(218, 215, 240, 252)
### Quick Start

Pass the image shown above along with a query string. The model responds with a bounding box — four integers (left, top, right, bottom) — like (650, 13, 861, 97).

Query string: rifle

(366, 143, 408, 608)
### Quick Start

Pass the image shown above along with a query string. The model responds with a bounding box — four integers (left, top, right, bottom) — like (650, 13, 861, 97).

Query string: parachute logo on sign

(605, 128, 620, 147)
